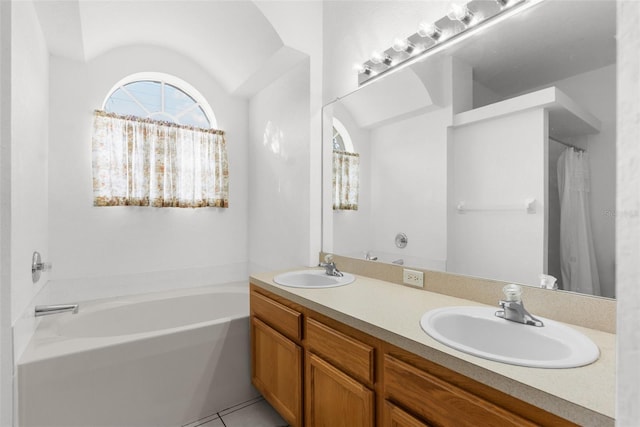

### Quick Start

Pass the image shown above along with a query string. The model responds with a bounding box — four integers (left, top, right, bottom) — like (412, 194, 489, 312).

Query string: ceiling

(32, 0, 306, 96)
(450, 0, 616, 99)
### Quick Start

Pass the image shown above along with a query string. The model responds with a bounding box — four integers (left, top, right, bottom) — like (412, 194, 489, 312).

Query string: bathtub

(17, 283, 259, 427)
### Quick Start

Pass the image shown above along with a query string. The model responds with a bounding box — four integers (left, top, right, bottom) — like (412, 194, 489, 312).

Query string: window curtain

(92, 110, 229, 208)
(333, 150, 359, 210)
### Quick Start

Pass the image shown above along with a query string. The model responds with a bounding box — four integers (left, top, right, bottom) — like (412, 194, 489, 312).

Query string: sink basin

(273, 269, 355, 288)
(420, 306, 599, 368)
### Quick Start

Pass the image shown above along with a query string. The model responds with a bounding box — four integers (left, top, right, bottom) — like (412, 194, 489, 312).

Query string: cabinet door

(251, 317, 302, 427)
(383, 401, 430, 427)
(305, 352, 374, 427)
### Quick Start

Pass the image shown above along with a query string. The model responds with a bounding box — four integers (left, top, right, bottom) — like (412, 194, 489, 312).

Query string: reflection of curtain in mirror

(557, 148, 600, 295)
(333, 150, 359, 210)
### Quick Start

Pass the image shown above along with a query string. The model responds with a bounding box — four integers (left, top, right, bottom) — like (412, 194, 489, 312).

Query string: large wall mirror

(322, 0, 616, 299)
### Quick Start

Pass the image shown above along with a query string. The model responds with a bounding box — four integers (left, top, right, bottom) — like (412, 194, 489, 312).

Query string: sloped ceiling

(33, 0, 305, 96)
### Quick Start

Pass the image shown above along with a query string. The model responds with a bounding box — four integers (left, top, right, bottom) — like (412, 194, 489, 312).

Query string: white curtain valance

(92, 110, 229, 208)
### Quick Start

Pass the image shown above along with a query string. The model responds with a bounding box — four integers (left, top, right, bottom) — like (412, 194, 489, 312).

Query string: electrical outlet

(403, 269, 424, 288)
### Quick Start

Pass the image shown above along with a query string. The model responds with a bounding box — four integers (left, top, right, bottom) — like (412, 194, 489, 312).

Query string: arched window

(332, 118, 359, 211)
(103, 73, 216, 128)
(332, 118, 354, 152)
(92, 73, 228, 208)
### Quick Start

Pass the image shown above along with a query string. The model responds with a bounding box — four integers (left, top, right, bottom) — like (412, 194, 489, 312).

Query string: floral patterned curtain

(333, 150, 359, 210)
(92, 110, 229, 208)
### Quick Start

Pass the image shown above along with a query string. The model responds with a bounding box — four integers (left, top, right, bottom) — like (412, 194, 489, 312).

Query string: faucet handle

(324, 254, 334, 264)
(502, 284, 522, 303)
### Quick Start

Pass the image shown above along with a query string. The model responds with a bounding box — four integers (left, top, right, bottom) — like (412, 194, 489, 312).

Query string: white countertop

(251, 269, 615, 427)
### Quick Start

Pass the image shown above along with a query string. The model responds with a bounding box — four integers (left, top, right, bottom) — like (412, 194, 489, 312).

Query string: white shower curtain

(557, 148, 601, 295)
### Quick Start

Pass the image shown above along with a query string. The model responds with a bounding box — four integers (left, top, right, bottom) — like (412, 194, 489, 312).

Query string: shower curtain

(557, 148, 601, 295)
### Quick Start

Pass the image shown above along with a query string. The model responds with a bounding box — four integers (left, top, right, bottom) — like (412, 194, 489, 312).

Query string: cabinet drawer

(305, 317, 374, 385)
(250, 290, 302, 341)
(383, 355, 537, 427)
(383, 400, 431, 427)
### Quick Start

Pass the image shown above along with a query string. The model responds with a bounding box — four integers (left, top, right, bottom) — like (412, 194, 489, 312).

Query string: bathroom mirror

(322, 0, 616, 298)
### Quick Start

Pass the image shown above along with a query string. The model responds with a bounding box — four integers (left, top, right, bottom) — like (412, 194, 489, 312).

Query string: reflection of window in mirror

(332, 118, 359, 211)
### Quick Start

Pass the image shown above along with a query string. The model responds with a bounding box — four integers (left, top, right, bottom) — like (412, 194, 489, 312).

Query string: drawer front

(383, 355, 537, 427)
(383, 400, 431, 427)
(250, 290, 302, 341)
(305, 318, 375, 386)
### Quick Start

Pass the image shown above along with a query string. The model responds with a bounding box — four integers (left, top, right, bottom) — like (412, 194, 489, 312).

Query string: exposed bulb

(354, 63, 373, 75)
(447, 2, 475, 26)
(392, 38, 408, 52)
(370, 50, 385, 64)
(417, 22, 443, 41)
(370, 50, 391, 66)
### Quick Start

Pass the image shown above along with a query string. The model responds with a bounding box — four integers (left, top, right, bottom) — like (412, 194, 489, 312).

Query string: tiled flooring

(182, 396, 289, 427)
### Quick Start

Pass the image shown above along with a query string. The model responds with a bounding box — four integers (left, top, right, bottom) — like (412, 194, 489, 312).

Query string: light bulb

(370, 50, 392, 66)
(447, 2, 475, 26)
(353, 63, 372, 75)
(417, 22, 443, 41)
(370, 50, 384, 64)
(392, 38, 408, 52)
(392, 38, 415, 55)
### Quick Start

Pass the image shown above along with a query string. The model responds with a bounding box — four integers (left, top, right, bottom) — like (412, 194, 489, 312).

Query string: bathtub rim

(17, 281, 249, 366)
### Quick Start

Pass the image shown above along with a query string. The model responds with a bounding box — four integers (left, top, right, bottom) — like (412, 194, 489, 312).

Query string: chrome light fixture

(356, 0, 542, 85)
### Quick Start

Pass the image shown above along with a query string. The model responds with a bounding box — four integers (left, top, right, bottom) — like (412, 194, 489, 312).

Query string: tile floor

(182, 396, 289, 427)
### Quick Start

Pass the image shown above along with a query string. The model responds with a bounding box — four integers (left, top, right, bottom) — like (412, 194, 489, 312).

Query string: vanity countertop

(250, 269, 615, 427)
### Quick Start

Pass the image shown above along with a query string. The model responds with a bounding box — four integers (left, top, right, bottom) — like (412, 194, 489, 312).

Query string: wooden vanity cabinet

(250, 290, 303, 427)
(250, 284, 578, 427)
(304, 317, 376, 427)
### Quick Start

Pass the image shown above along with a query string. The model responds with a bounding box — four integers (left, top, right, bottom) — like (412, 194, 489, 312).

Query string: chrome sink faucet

(35, 303, 79, 317)
(495, 284, 543, 327)
(319, 254, 344, 277)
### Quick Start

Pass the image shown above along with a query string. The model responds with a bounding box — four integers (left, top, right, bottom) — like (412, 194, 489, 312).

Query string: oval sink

(273, 269, 355, 289)
(420, 306, 599, 368)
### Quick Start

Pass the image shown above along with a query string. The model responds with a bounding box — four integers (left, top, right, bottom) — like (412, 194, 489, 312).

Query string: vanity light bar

(356, 0, 541, 86)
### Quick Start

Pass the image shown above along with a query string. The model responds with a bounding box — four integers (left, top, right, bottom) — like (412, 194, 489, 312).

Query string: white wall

(368, 109, 449, 269)
(10, 1, 49, 362)
(248, 59, 311, 272)
(448, 109, 547, 285)
(46, 46, 249, 290)
(0, 1, 12, 425)
(616, 2, 640, 423)
(254, 1, 324, 267)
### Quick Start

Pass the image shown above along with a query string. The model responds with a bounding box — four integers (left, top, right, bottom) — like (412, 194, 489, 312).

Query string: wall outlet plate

(403, 269, 424, 288)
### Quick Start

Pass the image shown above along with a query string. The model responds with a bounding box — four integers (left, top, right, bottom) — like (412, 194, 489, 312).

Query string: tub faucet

(319, 255, 343, 277)
(494, 284, 543, 327)
(35, 303, 79, 317)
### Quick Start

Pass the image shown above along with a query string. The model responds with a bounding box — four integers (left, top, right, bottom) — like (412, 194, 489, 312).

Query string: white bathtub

(17, 283, 259, 427)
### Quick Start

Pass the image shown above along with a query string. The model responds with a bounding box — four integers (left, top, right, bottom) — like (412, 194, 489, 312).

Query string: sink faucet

(35, 303, 79, 317)
(495, 284, 543, 327)
(319, 254, 344, 277)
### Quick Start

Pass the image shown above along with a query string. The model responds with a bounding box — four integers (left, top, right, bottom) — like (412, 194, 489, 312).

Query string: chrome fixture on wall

(31, 251, 52, 283)
(356, 0, 540, 85)
(395, 233, 408, 249)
